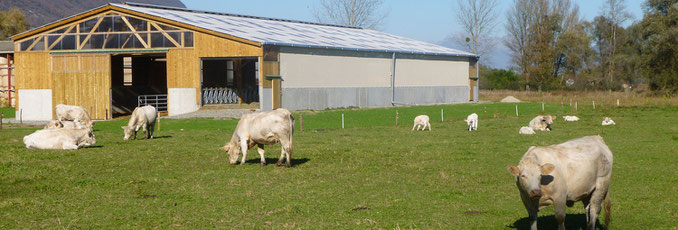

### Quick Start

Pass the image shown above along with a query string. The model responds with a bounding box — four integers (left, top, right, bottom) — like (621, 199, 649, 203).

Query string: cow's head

(542, 115, 555, 130)
(82, 131, 97, 146)
(121, 126, 134, 140)
(507, 148, 555, 199)
(221, 142, 240, 165)
(44, 120, 63, 129)
(464, 119, 473, 126)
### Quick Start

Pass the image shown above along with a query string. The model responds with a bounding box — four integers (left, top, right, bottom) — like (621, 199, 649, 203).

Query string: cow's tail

(287, 112, 294, 154)
(604, 191, 611, 228)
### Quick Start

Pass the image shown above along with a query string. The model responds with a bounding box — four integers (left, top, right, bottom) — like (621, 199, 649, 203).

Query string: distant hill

(0, 0, 185, 29)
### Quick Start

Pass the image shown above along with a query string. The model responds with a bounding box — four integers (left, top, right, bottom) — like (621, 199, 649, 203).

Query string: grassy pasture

(0, 103, 676, 229)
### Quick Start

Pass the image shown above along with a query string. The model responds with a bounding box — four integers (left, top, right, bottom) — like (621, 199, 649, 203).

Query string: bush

(479, 67, 522, 90)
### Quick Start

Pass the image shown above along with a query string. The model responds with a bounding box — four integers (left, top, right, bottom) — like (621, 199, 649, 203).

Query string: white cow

(519, 126, 536, 135)
(23, 128, 96, 150)
(221, 108, 295, 167)
(602, 117, 615, 126)
(412, 115, 431, 131)
(529, 115, 556, 131)
(122, 105, 157, 140)
(44, 120, 89, 130)
(55, 104, 94, 128)
(507, 135, 613, 230)
(464, 113, 478, 131)
(563, 116, 579, 122)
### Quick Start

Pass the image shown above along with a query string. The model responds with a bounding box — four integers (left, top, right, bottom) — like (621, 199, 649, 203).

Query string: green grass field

(0, 107, 15, 118)
(1, 103, 676, 229)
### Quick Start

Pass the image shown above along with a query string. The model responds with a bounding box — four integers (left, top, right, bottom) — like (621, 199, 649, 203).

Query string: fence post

(483, 105, 486, 119)
(157, 112, 160, 131)
(341, 113, 344, 129)
(1, 112, 3, 129)
(617, 99, 620, 107)
(593, 100, 596, 110)
(542, 102, 544, 112)
(575, 102, 578, 112)
(515, 105, 519, 117)
(395, 110, 399, 127)
(19, 109, 22, 124)
(300, 114, 304, 132)
(561, 101, 564, 114)
(441, 109, 444, 122)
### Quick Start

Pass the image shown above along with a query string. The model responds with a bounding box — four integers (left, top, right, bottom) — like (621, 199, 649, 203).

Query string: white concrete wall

(280, 51, 391, 88)
(168, 88, 199, 116)
(394, 58, 468, 87)
(18, 89, 52, 121)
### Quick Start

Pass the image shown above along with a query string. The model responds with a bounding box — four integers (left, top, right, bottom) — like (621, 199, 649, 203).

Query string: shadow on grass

(244, 157, 310, 167)
(508, 214, 607, 230)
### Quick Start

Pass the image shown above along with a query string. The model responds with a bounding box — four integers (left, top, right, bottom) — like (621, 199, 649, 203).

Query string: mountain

(0, 0, 185, 29)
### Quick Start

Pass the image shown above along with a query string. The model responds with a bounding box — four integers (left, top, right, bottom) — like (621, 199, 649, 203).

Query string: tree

(600, 0, 632, 87)
(312, 0, 389, 29)
(0, 7, 29, 39)
(455, 0, 500, 58)
(637, 0, 678, 94)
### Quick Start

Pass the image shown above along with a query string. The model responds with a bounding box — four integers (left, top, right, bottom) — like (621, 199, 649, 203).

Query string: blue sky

(182, 0, 646, 68)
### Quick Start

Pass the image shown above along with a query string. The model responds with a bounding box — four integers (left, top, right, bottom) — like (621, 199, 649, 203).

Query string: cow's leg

(142, 124, 149, 139)
(412, 123, 417, 131)
(149, 122, 155, 139)
(257, 144, 266, 166)
(586, 187, 608, 230)
(284, 146, 292, 168)
(554, 198, 567, 230)
(62, 142, 79, 150)
(427, 122, 431, 131)
(519, 193, 539, 230)
(239, 139, 249, 165)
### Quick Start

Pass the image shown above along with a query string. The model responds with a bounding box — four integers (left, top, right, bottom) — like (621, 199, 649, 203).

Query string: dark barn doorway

(201, 58, 259, 105)
(111, 53, 167, 117)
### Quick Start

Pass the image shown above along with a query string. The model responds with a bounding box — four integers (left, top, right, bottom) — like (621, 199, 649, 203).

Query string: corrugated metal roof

(0, 41, 14, 53)
(113, 2, 477, 58)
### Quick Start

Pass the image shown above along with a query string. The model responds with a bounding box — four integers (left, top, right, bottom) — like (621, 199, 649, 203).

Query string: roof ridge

(122, 2, 363, 30)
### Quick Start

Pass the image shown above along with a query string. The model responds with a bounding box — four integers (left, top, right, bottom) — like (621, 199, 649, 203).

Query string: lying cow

(122, 105, 157, 140)
(529, 115, 556, 131)
(507, 135, 613, 230)
(44, 120, 89, 130)
(519, 126, 535, 135)
(23, 128, 96, 150)
(412, 115, 431, 131)
(563, 115, 579, 122)
(602, 117, 616, 126)
(55, 104, 94, 129)
(464, 113, 478, 131)
(221, 108, 295, 167)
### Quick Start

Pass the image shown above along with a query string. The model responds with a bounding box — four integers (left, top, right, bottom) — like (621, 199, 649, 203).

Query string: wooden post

(441, 109, 444, 122)
(395, 110, 399, 127)
(617, 99, 620, 107)
(19, 109, 22, 124)
(575, 102, 578, 112)
(592, 100, 596, 110)
(105, 109, 108, 120)
(542, 102, 544, 112)
(156, 112, 160, 131)
(483, 106, 486, 119)
(300, 114, 303, 132)
(515, 105, 519, 117)
(341, 113, 344, 129)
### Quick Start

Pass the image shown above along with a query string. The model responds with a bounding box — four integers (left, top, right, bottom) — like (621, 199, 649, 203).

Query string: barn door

(51, 54, 111, 119)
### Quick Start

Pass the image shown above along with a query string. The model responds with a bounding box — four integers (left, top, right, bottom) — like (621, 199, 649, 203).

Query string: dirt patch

(500, 96, 521, 103)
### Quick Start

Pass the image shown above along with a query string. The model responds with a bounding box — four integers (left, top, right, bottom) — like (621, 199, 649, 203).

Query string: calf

(122, 105, 157, 140)
(464, 113, 478, 131)
(602, 117, 615, 126)
(529, 115, 556, 131)
(55, 104, 94, 129)
(563, 115, 579, 122)
(44, 120, 89, 130)
(412, 115, 431, 131)
(519, 126, 535, 135)
(507, 135, 613, 230)
(23, 128, 96, 150)
(221, 108, 295, 167)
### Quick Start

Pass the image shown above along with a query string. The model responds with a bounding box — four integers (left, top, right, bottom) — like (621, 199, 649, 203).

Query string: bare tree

(601, 0, 632, 86)
(455, 0, 500, 58)
(312, 0, 389, 29)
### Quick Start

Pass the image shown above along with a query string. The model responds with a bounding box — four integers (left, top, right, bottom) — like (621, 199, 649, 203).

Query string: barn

(11, 2, 479, 121)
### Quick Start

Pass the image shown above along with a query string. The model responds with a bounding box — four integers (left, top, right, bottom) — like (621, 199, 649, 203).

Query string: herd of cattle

(20, 104, 618, 229)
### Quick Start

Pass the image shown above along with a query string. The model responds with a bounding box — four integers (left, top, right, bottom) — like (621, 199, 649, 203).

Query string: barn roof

(113, 3, 476, 57)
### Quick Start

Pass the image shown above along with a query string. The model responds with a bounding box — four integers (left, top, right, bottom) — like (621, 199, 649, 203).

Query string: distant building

(0, 41, 14, 107)
(11, 3, 478, 121)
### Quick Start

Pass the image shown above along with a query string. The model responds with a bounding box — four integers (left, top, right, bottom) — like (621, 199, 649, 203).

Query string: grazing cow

(122, 105, 157, 140)
(602, 117, 615, 126)
(507, 135, 613, 230)
(519, 126, 535, 135)
(221, 108, 294, 167)
(529, 115, 556, 131)
(55, 104, 94, 128)
(44, 120, 89, 130)
(563, 116, 580, 122)
(464, 113, 478, 131)
(23, 128, 96, 150)
(412, 115, 431, 131)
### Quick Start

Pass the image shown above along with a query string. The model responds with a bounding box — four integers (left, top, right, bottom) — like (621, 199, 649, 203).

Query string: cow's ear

(221, 145, 230, 151)
(507, 165, 520, 176)
(551, 115, 557, 119)
(540, 163, 555, 174)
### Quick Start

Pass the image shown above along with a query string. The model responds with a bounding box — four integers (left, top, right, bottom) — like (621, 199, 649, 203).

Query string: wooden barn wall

(14, 52, 51, 110)
(167, 32, 262, 104)
(51, 54, 111, 119)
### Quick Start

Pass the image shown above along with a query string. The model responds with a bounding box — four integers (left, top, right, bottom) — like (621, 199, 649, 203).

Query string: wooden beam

(26, 36, 44, 51)
(150, 22, 180, 47)
(47, 25, 76, 50)
(12, 5, 114, 41)
(101, 28, 113, 49)
(120, 16, 149, 48)
(78, 16, 105, 50)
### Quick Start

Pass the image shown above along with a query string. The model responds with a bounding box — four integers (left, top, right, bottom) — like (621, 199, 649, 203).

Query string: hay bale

(500, 96, 521, 103)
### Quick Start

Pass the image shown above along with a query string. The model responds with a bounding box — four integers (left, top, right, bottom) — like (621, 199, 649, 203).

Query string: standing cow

(529, 115, 556, 131)
(507, 135, 613, 230)
(464, 113, 478, 131)
(122, 105, 157, 140)
(221, 108, 295, 167)
(23, 128, 96, 150)
(412, 115, 431, 131)
(55, 104, 94, 129)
